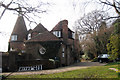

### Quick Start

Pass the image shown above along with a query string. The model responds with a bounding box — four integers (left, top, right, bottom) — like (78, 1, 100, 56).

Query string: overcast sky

(0, 0, 115, 52)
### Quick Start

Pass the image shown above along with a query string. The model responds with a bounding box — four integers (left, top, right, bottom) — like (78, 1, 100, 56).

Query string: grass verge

(2, 62, 119, 79)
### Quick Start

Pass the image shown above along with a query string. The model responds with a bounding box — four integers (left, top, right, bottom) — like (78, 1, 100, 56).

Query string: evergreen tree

(107, 19, 120, 60)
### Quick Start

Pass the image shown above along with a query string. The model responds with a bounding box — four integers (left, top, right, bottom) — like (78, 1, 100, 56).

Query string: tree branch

(99, 0, 120, 15)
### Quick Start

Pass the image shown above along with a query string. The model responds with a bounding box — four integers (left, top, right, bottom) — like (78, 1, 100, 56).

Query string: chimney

(61, 20, 68, 43)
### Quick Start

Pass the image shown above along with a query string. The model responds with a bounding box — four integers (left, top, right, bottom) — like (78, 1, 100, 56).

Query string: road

(2, 62, 107, 76)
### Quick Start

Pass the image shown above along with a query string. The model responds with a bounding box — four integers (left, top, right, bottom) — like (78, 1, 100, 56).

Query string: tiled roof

(51, 20, 68, 31)
(10, 16, 28, 41)
(26, 31, 61, 42)
(32, 23, 48, 33)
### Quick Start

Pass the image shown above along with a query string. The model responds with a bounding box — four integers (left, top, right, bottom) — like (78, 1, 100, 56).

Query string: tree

(107, 34, 120, 60)
(72, 0, 120, 19)
(99, 0, 120, 15)
(80, 22, 114, 58)
(91, 22, 114, 55)
(81, 34, 97, 58)
(107, 19, 120, 60)
(75, 10, 109, 34)
(0, 0, 50, 26)
(99, 0, 120, 18)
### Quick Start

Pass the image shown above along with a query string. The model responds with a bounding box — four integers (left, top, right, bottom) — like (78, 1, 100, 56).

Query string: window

(11, 35, 17, 41)
(53, 31, 61, 37)
(28, 33, 31, 40)
(62, 47, 64, 52)
(62, 47, 65, 57)
(53, 31, 56, 35)
(39, 47, 46, 55)
(72, 32, 75, 39)
(62, 52, 64, 57)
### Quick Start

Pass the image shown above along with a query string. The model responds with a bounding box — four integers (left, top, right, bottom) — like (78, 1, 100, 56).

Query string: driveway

(2, 62, 107, 76)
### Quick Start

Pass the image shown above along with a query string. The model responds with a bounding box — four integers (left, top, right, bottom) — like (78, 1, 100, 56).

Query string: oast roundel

(39, 47, 46, 55)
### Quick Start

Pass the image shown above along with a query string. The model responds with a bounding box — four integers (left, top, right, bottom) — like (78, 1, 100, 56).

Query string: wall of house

(67, 46, 75, 65)
(9, 42, 25, 52)
(57, 43, 77, 66)
(25, 41, 61, 60)
(58, 44, 66, 66)
(25, 43, 43, 60)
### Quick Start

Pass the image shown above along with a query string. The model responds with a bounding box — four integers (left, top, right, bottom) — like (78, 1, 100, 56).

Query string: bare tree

(0, 0, 50, 26)
(75, 10, 109, 34)
(99, 0, 120, 16)
(80, 23, 114, 58)
(0, 0, 50, 36)
(72, 0, 120, 20)
(80, 34, 97, 57)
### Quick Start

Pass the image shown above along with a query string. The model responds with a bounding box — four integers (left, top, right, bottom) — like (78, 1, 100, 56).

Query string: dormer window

(53, 31, 61, 37)
(11, 35, 17, 41)
(28, 33, 31, 40)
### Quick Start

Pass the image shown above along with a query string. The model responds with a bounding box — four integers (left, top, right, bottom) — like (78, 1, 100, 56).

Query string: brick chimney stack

(61, 20, 68, 43)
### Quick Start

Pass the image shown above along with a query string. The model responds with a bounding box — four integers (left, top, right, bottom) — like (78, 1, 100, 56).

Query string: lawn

(3, 62, 120, 79)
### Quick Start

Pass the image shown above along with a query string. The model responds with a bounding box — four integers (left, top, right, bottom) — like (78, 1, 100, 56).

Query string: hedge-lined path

(2, 62, 107, 76)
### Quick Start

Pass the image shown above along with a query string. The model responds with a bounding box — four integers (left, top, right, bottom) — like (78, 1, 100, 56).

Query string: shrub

(91, 57, 98, 62)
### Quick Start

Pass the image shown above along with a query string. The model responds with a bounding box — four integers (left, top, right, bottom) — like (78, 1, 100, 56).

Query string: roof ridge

(26, 31, 61, 42)
(32, 23, 48, 33)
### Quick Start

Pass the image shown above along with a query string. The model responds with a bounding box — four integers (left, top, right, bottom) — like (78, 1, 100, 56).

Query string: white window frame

(28, 33, 31, 40)
(39, 47, 46, 55)
(58, 31, 61, 37)
(72, 32, 75, 39)
(11, 35, 17, 41)
(62, 47, 65, 57)
(62, 52, 64, 57)
(57, 31, 59, 37)
(53, 31, 61, 37)
(62, 47, 64, 52)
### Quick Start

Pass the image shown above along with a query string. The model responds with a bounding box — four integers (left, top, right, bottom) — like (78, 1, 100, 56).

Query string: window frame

(28, 33, 31, 40)
(72, 32, 75, 39)
(53, 31, 61, 37)
(11, 35, 17, 41)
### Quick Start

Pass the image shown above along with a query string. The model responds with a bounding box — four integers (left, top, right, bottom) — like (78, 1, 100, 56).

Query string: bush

(91, 57, 98, 62)
(107, 34, 120, 60)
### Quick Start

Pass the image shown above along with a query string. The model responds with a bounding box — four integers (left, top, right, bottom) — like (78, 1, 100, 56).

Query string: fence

(17, 59, 59, 71)
(18, 65, 42, 71)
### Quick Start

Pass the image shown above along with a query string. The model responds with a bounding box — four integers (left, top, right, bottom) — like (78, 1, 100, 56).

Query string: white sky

(0, 0, 115, 52)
